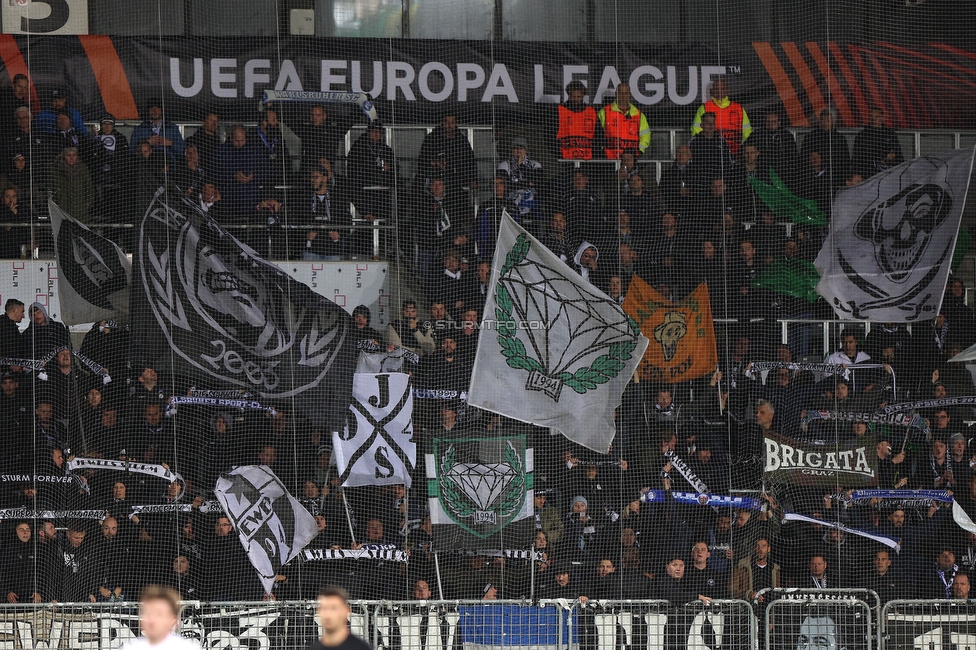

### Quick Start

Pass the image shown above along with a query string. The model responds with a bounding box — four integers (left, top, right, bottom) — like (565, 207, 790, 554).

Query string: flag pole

(341, 490, 357, 545)
(530, 541, 536, 600)
(433, 552, 445, 600)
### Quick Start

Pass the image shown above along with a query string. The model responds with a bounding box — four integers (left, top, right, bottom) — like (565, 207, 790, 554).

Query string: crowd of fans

(0, 71, 970, 606)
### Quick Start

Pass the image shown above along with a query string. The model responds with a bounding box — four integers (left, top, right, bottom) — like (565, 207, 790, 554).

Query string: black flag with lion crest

(130, 189, 357, 430)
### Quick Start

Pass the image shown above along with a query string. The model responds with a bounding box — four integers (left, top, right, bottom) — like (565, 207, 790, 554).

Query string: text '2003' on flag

(467, 214, 648, 454)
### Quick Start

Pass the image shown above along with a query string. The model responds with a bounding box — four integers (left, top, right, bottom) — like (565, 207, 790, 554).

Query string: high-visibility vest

(556, 105, 597, 160)
(602, 106, 642, 160)
(704, 101, 745, 155)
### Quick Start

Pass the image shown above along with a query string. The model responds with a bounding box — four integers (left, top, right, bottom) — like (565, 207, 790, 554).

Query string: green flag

(952, 225, 972, 272)
(749, 169, 827, 226)
(752, 257, 821, 303)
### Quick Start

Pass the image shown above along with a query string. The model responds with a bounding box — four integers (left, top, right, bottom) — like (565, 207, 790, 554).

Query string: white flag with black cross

(333, 372, 415, 488)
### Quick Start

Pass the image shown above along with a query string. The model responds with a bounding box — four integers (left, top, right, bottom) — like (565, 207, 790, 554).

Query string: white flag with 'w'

(214, 465, 319, 594)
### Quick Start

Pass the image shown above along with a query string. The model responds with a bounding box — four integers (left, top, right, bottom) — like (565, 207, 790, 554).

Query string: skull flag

(622, 277, 718, 384)
(130, 189, 357, 430)
(214, 465, 320, 594)
(815, 149, 975, 321)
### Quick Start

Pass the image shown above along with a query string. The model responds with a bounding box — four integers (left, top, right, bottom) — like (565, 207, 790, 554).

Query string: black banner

(6, 37, 976, 128)
(130, 190, 357, 429)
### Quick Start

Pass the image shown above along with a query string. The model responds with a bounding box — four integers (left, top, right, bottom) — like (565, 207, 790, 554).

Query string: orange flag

(622, 277, 718, 383)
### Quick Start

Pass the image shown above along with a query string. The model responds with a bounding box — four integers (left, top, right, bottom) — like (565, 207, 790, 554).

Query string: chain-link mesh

(0, 4, 971, 650)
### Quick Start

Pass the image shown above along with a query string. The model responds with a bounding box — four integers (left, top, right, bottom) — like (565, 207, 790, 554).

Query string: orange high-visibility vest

(704, 101, 745, 154)
(602, 106, 642, 159)
(556, 105, 597, 160)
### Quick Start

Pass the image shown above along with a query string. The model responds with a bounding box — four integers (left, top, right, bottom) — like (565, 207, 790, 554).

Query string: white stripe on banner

(0, 509, 106, 520)
(67, 457, 183, 484)
(783, 511, 901, 552)
(300, 548, 408, 562)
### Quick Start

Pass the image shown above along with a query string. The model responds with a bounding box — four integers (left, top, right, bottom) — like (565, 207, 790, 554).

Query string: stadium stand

(0, 2, 974, 648)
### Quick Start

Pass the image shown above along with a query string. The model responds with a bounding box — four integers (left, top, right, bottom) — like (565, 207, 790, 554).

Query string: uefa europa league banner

(764, 431, 878, 487)
(6, 36, 976, 128)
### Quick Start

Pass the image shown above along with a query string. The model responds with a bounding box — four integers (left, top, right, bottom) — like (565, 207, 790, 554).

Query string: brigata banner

(764, 431, 878, 486)
(3, 37, 975, 127)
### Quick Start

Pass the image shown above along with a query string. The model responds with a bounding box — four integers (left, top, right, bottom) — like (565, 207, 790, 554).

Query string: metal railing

(92, 121, 976, 186)
(13, 597, 976, 649)
(880, 599, 976, 650)
(765, 589, 876, 650)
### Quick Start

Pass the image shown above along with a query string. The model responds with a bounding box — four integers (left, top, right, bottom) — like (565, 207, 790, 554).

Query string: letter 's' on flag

(622, 277, 717, 383)
(467, 214, 648, 454)
(214, 465, 320, 594)
(130, 190, 357, 430)
(334, 372, 416, 488)
(49, 198, 131, 326)
(815, 149, 975, 321)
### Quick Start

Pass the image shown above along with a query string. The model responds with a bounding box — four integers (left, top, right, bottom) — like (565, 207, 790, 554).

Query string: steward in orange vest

(596, 83, 651, 160)
(556, 80, 597, 160)
(691, 79, 752, 156)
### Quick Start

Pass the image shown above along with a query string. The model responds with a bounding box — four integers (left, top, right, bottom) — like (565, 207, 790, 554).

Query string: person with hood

(572, 241, 600, 285)
(51, 146, 94, 223)
(418, 111, 478, 188)
(3, 521, 46, 602)
(22, 302, 69, 359)
(497, 137, 543, 219)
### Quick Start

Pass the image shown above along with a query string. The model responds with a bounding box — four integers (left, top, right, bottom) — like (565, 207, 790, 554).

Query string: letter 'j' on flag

(622, 277, 718, 383)
(467, 214, 648, 455)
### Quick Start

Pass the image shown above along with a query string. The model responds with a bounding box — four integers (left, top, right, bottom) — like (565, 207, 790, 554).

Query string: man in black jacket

(799, 108, 852, 189)
(418, 112, 478, 189)
(853, 107, 905, 178)
(3, 521, 46, 602)
(0, 298, 24, 361)
(292, 160, 352, 261)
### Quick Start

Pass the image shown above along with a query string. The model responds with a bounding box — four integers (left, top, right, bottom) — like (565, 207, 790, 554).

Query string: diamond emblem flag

(426, 435, 534, 549)
(815, 149, 975, 321)
(333, 372, 416, 488)
(467, 213, 648, 454)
